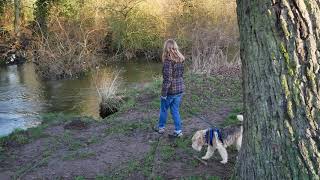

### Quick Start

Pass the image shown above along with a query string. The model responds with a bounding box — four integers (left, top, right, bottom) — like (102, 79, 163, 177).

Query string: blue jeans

(158, 93, 183, 133)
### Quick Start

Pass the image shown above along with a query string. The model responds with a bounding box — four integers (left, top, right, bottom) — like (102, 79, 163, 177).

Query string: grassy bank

(0, 73, 242, 179)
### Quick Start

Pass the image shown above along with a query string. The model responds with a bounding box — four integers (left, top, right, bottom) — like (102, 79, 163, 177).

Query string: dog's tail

(237, 115, 244, 135)
(237, 115, 243, 122)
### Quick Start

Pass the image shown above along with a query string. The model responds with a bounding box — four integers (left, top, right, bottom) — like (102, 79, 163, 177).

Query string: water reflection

(0, 60, 161, 136)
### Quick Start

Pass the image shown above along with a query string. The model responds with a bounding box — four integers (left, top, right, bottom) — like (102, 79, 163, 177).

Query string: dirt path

(0, 75, 242, 179)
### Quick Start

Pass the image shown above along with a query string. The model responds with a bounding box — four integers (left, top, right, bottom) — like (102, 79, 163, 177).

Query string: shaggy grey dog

(191, 115, 243, 164)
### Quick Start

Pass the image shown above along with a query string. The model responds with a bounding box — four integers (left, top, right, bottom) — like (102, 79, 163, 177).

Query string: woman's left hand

(160, 96, 167, 100)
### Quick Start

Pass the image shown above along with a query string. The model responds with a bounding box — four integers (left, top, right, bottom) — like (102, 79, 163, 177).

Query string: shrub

(191, 27, 240, 75)
(32, 16, 104, 79)
(93, 69, 124, 118)
(106, 0, 165, 59)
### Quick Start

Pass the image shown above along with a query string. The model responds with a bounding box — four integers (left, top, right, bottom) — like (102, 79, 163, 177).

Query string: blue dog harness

(205, 128, 224, 145)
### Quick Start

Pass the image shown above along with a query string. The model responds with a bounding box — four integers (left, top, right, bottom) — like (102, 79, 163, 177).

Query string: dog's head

(191, 130, 207, 151)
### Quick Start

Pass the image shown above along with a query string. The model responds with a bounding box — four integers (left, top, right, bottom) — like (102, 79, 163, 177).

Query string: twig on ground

(193, 155, 208, 166)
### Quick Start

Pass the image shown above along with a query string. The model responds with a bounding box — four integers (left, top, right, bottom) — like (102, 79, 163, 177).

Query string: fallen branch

(193, 155, 208, 166)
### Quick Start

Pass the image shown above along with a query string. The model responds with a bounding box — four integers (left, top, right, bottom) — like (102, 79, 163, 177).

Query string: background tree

(34, 0, 54, 35)
(13, 0, 20, 34)
(0, 0, 8, 17)
(235, 0, 320, 179)
(0, 0, 8, 29)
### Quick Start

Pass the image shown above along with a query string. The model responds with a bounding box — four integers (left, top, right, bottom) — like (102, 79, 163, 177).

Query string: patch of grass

(8, 129, 29, 144)
(0, 129, 29, 148)
(68, 140, 86, 151)
(104, 121, 150, 135)
(14, 156, 51, 179)
(141, 141, 158, 176)
(97, 141, 158, 179)
(86, 136, 100, 145)
(40, 112, 75, 125)
(61, 131, 72, 143)
(222, 108, 243, 127)
(53, 131, 86, 151)
(74, 176, 86, 180)
(0, 113, 86, 150)
(120, 96, 136, 111)
(42, 149, 53, 159)
(191, 94, 201, 102)
(79, 151, 96, 159)
(175, 137, 191, 149)
(63, 151, 96, 161)
(0, 146, 4, 153)
(183, 74, 242, 109)
(181, 102, 202, 118)
(160, 145, 175, 161)
(223, 114, 238, 127)
(144, 76, 162, 96)
(0, 59, 6, 66)
(154, 176, 165, 180)
(178, 74, 242, 119)
(124, 160, 141, 175)
(182, 176, 220, 180)
(107, 160, 142, 179)
(189, 159, 199, 167)
(150, 98, 160, 109)
(27, 125, 50, 140)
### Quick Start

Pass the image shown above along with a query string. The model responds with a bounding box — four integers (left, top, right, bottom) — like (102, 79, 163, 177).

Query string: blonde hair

(162, 39, 185, 63)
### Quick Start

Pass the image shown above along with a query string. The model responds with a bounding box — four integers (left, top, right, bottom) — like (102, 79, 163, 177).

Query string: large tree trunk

(14, 0, 20, 34)
(235, 0, 320, 179)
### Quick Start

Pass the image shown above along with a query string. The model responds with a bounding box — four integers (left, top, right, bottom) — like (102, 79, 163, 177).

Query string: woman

(155, 39, 185, 137)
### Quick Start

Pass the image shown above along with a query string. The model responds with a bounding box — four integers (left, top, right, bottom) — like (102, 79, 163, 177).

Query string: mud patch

(1, 129, 151, 179)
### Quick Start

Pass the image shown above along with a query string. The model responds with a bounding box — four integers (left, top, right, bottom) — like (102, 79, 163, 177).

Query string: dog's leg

(217, 143, 228, 164)
(202, 145, 215, 160)
(236, 135, 242, 151)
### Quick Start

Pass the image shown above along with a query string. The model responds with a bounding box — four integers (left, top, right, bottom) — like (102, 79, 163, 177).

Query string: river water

(0, 61, 161, 136)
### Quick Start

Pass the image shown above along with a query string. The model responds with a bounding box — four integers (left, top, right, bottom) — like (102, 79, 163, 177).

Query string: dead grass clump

(191, 27, 241, 76)
(94, 70, 124, 118)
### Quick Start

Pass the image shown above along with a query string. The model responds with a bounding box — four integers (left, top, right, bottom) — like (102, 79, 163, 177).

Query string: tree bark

(235, 0, 320, 179)
(14, 0, 20, 34)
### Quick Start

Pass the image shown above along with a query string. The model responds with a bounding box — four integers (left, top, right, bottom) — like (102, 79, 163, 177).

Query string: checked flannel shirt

(161, 59, 185, 97)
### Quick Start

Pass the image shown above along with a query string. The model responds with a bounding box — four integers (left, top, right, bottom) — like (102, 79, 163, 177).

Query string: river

(0, 61, 161, 136)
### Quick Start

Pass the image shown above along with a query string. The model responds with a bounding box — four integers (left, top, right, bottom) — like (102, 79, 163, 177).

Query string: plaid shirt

(161, 59, 185, 97)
